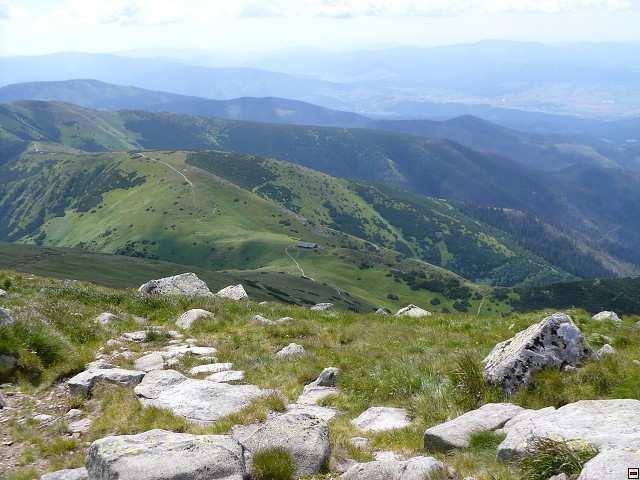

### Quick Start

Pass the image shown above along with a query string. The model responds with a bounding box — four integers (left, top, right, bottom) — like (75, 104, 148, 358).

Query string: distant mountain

(0, 100, 635, 282)
(0, 79, 368, 128)
(0, 80, 628, 171)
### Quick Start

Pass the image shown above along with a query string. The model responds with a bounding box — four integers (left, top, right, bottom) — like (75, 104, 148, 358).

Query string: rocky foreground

(1, 272, 638, 479)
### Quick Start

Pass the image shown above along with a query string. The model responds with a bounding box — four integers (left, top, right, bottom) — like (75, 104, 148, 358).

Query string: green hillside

(0, 145, 498, 313)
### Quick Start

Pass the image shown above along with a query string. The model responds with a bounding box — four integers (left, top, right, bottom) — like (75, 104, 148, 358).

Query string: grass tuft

(519, 437, 598, 480)
(251, 447, 296, 480)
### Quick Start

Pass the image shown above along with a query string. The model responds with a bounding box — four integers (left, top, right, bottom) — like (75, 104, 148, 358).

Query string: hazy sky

(1, 0, 640, 56)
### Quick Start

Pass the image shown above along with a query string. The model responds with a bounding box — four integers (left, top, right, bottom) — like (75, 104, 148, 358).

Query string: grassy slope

(0, 146, 491, 312)
(2, 271, 639, 479)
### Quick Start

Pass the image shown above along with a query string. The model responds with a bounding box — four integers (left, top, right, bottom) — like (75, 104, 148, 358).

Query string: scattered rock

(251, 314, 274, 325)
(277, 316, 294, 323)
(297, 367, 340, 405)
(86, 429, 245, 480)
(424, 403, 526, 451)
(0, 288, 6, 297)
(134, 352, 166, 372)
(341, 456, 445, 480)
(0, 392, 6, 408)
(216, 284, 248, 301)
(67, 368, 145, 397)
(65, 409, 83, 420)
(137, 377, 272, 424)
(375, 308, 390, 315)
(352, 407, 411, 432)
(577, 449, 640, 479)
(68, 417, 92, 433)
(232, 412, 330, 478)
(0, 307, 14, 327)
(275, 343, 305, 359)
(95, 312, 118, 326)
(121, 330, 149, 342)
(591, 311, 621, 323)
(285, 403, 339, 422)
(206, 370, 245, 382)
(176, 309, 214, 329)
(86, 359, 116, 370)
(32, 413, 55, 424)
(548, 474, 569, 480)
(311, 303, 334, 311)
(138, 273, 213, 297)
(483, 312, 594, 394)
(40, 468, 88, 480)
(350, 437, 370, 449)
(497, 399, 640, 461)
(394, 305, 432, 318)
(597, 343, 615, 357)
(134, 369, 187, 399)
(190, 363, 233, 375)
(563, 365, 579, 373)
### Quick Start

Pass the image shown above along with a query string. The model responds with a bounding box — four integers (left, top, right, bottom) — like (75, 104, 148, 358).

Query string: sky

(1, 0, 640, 56)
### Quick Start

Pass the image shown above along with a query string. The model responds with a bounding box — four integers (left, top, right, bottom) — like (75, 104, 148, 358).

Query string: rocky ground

(1, 271, 639, 479)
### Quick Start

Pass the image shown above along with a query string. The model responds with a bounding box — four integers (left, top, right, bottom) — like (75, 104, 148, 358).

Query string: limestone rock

(216, 284, 248, 301)
(40, 468, 88, 480)
(138, 378, 272, 424)
(232, 412, 330, 478)
(497, 399, 640, 461)
(189, 362, 233, 375)
(175, 309, 214, 329)
(424, 403, 526, 451)
(591, 311, 621, 323)
(311, 303, 334, 311)
(138, 273, 213, 297)
(86, 429, 245, 480)
(206, 370, 245, 382)
(577, 449, 640, 479)
(352, 407, 411, 432)
(341, 456, 445, 480)
(394, 305, 432, 318)
(275, 343, 305, 359)
(483, 313, 594, 394)
(0, 307, 14, 327)
(67, 368, 145, 396)
(95, 312, 118, 326)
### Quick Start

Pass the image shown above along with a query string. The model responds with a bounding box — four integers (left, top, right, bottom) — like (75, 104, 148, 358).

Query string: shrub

(519, 437, 598, 480)
(251, 447, 296, 480)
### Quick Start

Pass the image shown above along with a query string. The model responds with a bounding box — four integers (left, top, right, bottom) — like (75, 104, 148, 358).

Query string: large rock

(67, 368, 145, 396)
(138, 273, 213, 297)
(232, 412, 330, 478)
(134, 369, 187, 399)
(577, 449, 640, 479)
(424, 403, 526, 451)
(134, 352, 166, 372)
(483, 313, 594, 394)
(0, 307, 14, 327)
(591, 311, 622, 323)
(189, 362, 233, 375)
(352, 407, 411, 432)
(138, 378, 272, 425)
(175, 309, 214, 329)
(497, 399, 640, 461)
(86, 429, 245, 480)
(341, 456, 445, 480)
(206, 370, 245, 382)
(394, 305, 432, 318)
(216, 284, 248, 301)
(40, 468, 88, 480)
(310, 303, 334, 311)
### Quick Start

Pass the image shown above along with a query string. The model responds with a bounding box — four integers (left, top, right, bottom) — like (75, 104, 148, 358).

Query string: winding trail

(137, 154, 197, 208)
(285, 245, 307, 278)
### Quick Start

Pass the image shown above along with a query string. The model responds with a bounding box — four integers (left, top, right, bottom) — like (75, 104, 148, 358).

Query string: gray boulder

(216, 284, 248, 301)
(134, 352, 166, 372)
(341, 456, 445, 480)
(597, 343, 615, 357)
(297, 367, 340, 405)
(138, 378, 272, 425)
(205, 370, 245, 382)
(275, 343, 305, 359)
(189, 362, 233, 375)
(67, 368, 145, 396)
(424, 403, 526, 451)
(577, 449, 640, 479)
(352, 407, 411, 432)
(232, 412, 330, 478)
(251, 314, 274, 325)
(95, 312, 118, 326)
(134, 369, 187, 399)
(483, 313, 594, 394)
(311, 303, 334, 311)
(175, 309, 214, 329)
(394, 305, 432, 318)
(591, 311, 621, 323)
(40, 468, 88, 480)
(497, 399, 640, 461)
(86, 429, 245, 480)
(0, 307, 14, 327)
(138, 273, 213, 297)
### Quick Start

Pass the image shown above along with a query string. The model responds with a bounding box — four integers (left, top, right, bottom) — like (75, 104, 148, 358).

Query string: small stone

(251, 314, 274, 325)
(205, 370, 245, 382)
(394, 305, 432, 318)
(350, 437, 370, 449)
(275, 343, 305, 359)
(86, 359, 116, 370)
(40, 468, 88, 480)
(189, 363, 233, 375)
(341, 456, 445, 480)
(0, 288, 7, 297)
(0, 307, 15, 327)
(175, 309, 214, 329)
(95, 312, 118, 326)
(33, 413, 55, 424)
(134, 352, 165, 372)
(311, 303, 334, 311)
(65, 409, 83, 420)
(352, 407, 411, 432)
(597, 343, 615, 357)
(591, 311, 621, 323)
(68, 417, 92, 433)
(375, 308, 390, 315)
(216, 284, 248, 301)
